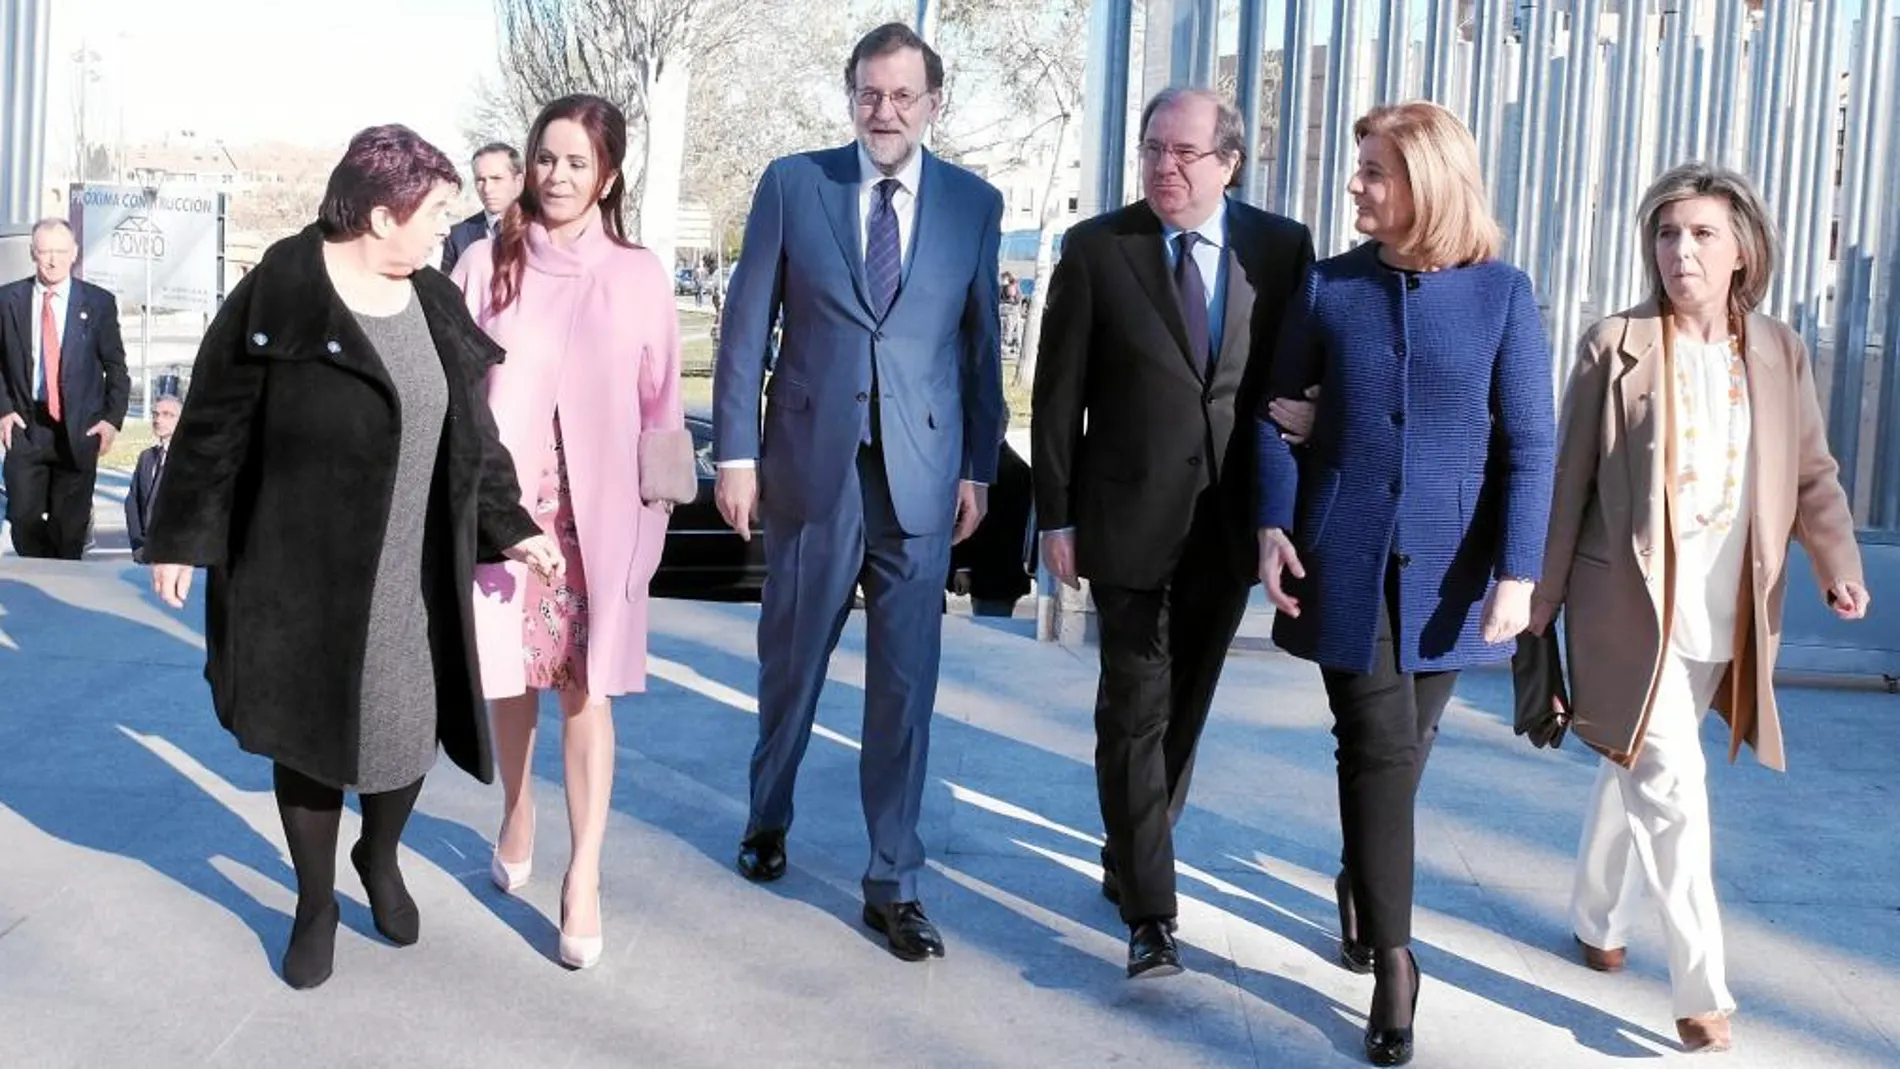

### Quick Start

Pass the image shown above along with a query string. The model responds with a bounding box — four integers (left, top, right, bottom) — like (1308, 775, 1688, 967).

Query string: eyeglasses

(853, 87, 931, 113)
(1137, 140, 1223, 166)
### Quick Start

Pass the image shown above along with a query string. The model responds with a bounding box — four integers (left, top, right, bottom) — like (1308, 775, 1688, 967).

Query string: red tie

(41, 289, 63, 423)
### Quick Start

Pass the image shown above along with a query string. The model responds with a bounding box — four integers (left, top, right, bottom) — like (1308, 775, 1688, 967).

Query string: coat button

(1648, 442, 1657, 451)
(325, 340, 342, 355)
(1389, 480, 1401, 495)
(856, 392, 869, 402)
(1187, 456, 1202, 467)
(1391, 411, 1405, 425)
(251, 332, 268, 345)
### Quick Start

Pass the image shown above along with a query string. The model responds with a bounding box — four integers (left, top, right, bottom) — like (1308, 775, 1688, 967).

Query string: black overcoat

(145, 225, 539, 786)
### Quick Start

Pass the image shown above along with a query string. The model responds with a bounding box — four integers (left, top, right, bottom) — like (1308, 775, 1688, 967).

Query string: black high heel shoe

(1364, 946, 1420, 1067)
(1337, 869, 1374, 973)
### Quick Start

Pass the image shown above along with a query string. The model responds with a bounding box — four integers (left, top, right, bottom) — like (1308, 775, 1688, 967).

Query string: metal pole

(1375, 0, 1409, 104)
(1319, 1, 1350, 255)
(1513, 0, 1556, 268)
(1276, 0, 1316, 220)
(1236, 0, 1270, 206)
(1423, 0, 1460, 105)
(1593, 1, 1646, 316)
(914, 0, 939, 43)
(1829, 0, 1897, 494)
(141, 246, 152, 419)
(1758, 0, 1798, 234)
(1544, 0, 1604, 388)
(1078, 0, 1133, 218)
(1710, 0, 1746, 169)
(1468, 0, 1510, 194)
(1745, 5, 1775, 180)
(1796, 0, 1841, 350)
(1655, 0, 1685, 166)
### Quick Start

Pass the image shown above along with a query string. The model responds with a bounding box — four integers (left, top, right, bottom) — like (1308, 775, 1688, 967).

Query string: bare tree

(939, 0, 1087, 388)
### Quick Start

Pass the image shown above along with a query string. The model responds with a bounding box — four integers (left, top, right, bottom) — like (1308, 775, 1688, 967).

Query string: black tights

(272, 763, 424, 987)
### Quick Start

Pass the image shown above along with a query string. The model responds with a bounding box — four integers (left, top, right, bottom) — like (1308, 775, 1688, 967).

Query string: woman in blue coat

(1256, 101, 1555, 1066)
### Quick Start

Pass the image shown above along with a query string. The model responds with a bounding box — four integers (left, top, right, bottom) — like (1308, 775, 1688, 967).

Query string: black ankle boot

(1365, 946, 1420, 1066)
(1337, 869, 1374, 973)
(283, 897, 340, 989)
(351, 840, 419, 946)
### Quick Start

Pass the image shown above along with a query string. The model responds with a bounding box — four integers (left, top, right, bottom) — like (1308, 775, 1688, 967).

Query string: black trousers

(2, 406, 97, 560)
(1091, 492, 1251, 925)
(1321, 560, 1458, 950)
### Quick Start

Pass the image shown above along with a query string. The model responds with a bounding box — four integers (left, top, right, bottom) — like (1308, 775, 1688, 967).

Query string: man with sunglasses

(1032, 87, 1313, 979)
(713, 21, 1005, 963)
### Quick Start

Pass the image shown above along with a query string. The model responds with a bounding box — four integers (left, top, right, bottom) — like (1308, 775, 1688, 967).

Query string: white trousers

(1570, 653, 1736, 1018)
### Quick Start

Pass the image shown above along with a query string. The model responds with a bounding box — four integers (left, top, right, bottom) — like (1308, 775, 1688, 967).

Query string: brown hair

(1352, 101, 1501, 267)
(1636, 161, 1779, 317)
(487, 94, 634, 316)
(317, 125, 460, 239)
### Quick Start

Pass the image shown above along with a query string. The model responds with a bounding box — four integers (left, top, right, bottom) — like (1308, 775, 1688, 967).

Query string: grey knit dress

(346, 295, 449, 793)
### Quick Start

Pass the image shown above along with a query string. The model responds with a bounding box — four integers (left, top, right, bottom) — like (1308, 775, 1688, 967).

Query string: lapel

(900, 151, 945, 293)
(62, 284, 89, 355)
(246, 226, 397, 402)
(4, 284, 27, 378)
(1616, 303, 1665, 528)
(1117, 202, 1199, 380)
(1740, 312, 1781, 554)
(817, 145, 874, 316)
(1209, 208, 1257, 395)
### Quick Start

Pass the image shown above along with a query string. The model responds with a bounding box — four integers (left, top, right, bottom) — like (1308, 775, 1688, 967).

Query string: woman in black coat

(145, 125, 563, 990)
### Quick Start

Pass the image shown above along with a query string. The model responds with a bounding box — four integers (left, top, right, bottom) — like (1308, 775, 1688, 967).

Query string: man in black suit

(1032, 88, 1312, 978)
(124, 392, 180, 562)
(439, 142, 523, 275)
(0, 218, 131, 559)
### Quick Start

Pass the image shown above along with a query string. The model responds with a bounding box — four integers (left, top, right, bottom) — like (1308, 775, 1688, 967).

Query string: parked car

(655, 408, 1035, 614)
(674, 268, 697, 296)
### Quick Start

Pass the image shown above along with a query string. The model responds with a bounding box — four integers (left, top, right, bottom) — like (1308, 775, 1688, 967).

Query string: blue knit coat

(1256, 242, 1556, 674)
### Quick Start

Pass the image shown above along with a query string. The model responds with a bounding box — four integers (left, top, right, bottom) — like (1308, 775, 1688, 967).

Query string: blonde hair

(1352, 101, 1501, 266)
(1636, 161, 1779, 318)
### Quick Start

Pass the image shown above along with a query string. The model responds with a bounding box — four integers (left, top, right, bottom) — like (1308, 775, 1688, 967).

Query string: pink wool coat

(452, 211, 683, 699)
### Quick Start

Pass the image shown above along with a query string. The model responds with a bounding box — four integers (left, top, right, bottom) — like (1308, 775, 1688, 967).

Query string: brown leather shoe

(1675, 1012, 1732, 1052)
(1574, 935, 1626, 972)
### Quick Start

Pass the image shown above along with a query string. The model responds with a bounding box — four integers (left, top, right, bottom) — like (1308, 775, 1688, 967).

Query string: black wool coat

(144, 225, 539, 787)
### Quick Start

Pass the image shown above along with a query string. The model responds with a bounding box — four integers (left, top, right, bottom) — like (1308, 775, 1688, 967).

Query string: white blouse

(1669, 336, 1753, 663)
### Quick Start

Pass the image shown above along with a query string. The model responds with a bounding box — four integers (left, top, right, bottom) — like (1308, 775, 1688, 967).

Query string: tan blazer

(1534, 301, 1862, 771)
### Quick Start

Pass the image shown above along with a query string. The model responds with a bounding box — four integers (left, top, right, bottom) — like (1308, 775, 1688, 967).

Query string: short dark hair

(472, 142, 522, 174)
(845, 22, 944, 92)
(317, 124, 461, 239)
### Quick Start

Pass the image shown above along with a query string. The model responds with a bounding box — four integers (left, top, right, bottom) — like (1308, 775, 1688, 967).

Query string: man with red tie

(0, 218, 130, 558)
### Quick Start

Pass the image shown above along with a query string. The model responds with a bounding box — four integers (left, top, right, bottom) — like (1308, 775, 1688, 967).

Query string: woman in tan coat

(1530, 162, 1871, 1053)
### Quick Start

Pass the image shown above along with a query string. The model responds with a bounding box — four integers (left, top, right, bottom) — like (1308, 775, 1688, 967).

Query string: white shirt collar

(484, 211, 502, 230)
(34, 277, 71, 301)
(1160, 199, 1228, 251)
(858, 143, 925, 196)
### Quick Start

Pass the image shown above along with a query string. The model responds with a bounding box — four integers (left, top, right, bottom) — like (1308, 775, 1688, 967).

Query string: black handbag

(1511, 625, 1572, 749)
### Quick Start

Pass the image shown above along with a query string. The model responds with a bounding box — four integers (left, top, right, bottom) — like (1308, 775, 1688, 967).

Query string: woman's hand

(1483, 578, 1536, 643)
(1258, 527, 1305, 617)
(152, 564, 194, 609)
(504, 534, 566, 583)
(1267, 385, 1321, 445)
(1826, 579, 1872, 621)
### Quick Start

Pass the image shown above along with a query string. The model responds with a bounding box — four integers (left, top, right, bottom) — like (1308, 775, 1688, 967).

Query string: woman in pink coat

(451, 93, 684, 969)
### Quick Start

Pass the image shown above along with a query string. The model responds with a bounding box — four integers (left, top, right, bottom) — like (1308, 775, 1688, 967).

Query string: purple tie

(866, 178, 902, 317)
(1174, 232, 1211, 371)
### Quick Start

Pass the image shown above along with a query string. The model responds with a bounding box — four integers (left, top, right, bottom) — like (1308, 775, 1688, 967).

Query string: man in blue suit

(713, 22, 1004, 961)
(0, 219, 130, 559)
(439, 142, 522, 276)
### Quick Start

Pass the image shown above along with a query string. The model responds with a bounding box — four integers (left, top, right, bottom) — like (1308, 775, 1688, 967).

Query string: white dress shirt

(485, 212, 502, 238)
(1158, 199, 1229, 356)
(719, 146, 928, 472)
(30, 279, 71, 404)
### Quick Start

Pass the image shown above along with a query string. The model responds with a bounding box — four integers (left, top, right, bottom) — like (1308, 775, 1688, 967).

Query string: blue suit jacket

(713, 145, 1005, 536)
(1256, 243, 1556, 674)
(439, 212, 488, 277)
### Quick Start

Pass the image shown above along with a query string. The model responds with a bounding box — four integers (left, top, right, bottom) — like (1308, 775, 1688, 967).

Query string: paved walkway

(0, 557, 1896, 1068)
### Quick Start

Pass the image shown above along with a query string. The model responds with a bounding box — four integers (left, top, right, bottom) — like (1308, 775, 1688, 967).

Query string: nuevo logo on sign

(110, 215, 166, 260)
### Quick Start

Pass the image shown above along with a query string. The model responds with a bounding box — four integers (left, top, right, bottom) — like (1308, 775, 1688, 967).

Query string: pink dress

(452, 212, 683, 699)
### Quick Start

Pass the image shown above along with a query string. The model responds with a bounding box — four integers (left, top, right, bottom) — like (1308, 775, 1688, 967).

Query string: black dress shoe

(1337, 869, 1373, 973)
(736, 830, 787, 883)
(862, 901, 945, 961)
(1127, 919, 1183, 979)
(351, 840, 419, 946)
(1365, 946, 1421, 1067)
(282, 897, 340, 990)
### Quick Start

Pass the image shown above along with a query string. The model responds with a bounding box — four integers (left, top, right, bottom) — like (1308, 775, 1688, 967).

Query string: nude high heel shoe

(558, 876, 603, 970)
(489, 810, 534, 893)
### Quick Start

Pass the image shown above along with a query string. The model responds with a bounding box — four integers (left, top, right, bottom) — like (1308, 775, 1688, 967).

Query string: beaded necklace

(1671, 322, 1748, 534)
